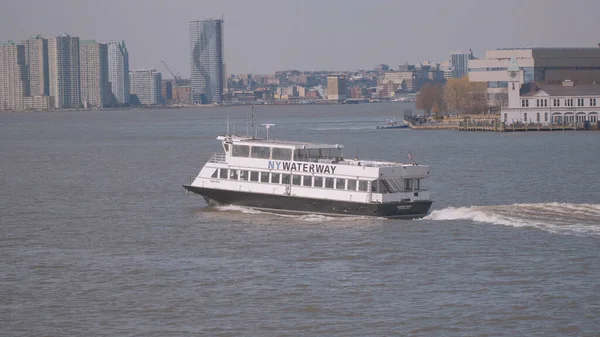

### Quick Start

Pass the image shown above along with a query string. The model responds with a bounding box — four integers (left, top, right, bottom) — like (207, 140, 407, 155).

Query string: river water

(1, 104, 599, 336)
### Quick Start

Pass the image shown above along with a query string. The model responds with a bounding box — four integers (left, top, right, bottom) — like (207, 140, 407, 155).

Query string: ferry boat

(183, 134, 433, 218)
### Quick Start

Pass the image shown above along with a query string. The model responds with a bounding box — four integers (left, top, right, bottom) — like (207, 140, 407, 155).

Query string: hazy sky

(2, 0, 599, 77)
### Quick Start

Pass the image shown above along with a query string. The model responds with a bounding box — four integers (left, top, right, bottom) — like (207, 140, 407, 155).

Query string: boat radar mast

(262, 124, 275, 139)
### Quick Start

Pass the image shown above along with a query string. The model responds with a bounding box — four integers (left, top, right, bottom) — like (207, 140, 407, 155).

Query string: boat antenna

(246, 108, 249, 136)
(252, 105, 257, 138)
(226, 107, 230, 135)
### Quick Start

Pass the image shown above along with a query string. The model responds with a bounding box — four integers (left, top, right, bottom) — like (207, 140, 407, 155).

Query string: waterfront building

(0, 41, 28, 111)
(22, 35, 49, 96)
(23, 95, 54, 110)
(382, 63, 428, 92)
(502, 58, 600, 126)
(129, 68, 162, 105)
(327, 74, 347, 101)
(189, 18, 224, 104)
(80, 41, 110, 108)
(106, 41, 130, 105)
(49, 33, 81, 109)
(451, 49, 474, 78)
(469, 47, 600, 108)
(173, 85, 192, 104)
(162, 79, 173, 103)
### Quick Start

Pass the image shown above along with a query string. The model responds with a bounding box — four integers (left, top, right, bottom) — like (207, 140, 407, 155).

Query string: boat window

(303, 175, 312, 187)
(358, 180, 368, 192)
(272, 147, 292, 161)
(219, 169, 228, 179)
(271, 173, 280, 184)
(314, 176, 323, 188)
(251, 146, 270, 159)
(211, 169, 218, 178)
(293, 148, 344, 162)
(347, 179, 357, 191)
(293, 149, 307, 161)
(261, 172, 269, 182)
(415, 179, 420, 190)
(325, 178, 334, 189)
(380, 178, 403, 193)
(335, 178, 346, 190)
(371, 180, 378, 192)
(240, 170, 249, 181)
(232, 145, 250, 157)
(379, 180, 392, 193)
(282, 174, 291, 184)
(404, 179, 413, 191)
(325, 148, 343, 159)
(250, 171, 259, 182)
(229, 169, 239, 180)
(292, 175, 302, 185)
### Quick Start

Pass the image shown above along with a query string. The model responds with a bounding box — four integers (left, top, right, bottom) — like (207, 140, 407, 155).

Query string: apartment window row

(521, 99, 529, 107)
(536, 99, 547, 107)
(210, 168, 421, 193)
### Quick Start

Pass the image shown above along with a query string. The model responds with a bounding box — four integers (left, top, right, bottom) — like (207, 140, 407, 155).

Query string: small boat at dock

(376, 118, 409, 129)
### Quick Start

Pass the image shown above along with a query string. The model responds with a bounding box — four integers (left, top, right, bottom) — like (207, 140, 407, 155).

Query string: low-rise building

(23, 95, 54, 110)
(173, 85, 191, 104)
(470, 47, 600, 109)
(502, 58, 600, 126)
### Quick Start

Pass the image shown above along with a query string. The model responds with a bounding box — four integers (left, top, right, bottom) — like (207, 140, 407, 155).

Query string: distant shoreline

(0, 100, 412, 113)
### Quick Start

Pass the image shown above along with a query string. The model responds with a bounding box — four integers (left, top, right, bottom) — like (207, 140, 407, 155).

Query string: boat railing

(335, 160, 418, 168)
(208, 153, 227, 163)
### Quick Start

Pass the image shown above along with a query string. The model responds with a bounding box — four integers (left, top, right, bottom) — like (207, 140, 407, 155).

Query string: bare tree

(464, 82, 488, 115)
(416, 82, 444, 116)
(443, 77, 470, 116)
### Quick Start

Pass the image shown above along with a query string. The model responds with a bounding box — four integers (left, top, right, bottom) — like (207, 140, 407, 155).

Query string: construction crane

(161, 60, 182, 86)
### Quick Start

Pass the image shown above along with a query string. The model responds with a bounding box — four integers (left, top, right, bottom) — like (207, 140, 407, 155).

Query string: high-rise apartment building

(0, 41, 28, 111)
(327, 74, 347, 101)
(48, 33, 81, 109)
(22, 35, 49, 96)
(80, 40, 110, 108)
(189, 19, 224, 104)
(451, 49, 474, 78)
(129, 69, 162, 105)
(106, 41, 130, 105)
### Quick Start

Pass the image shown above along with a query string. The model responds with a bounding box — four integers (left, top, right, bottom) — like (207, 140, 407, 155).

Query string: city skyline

(2, 0, 600, 76)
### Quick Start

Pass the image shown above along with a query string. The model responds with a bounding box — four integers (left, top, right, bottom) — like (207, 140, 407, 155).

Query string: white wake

(423, 203, 600, 237)
(213, 205, 372, 223)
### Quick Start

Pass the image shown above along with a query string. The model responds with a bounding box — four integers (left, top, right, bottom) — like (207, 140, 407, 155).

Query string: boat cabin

(219, 134, 344, 163)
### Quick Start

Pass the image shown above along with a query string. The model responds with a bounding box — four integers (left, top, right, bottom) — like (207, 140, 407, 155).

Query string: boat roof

(218, 134, 343, 149)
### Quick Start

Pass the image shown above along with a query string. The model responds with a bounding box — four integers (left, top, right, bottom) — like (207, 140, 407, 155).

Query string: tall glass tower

(106, 41, 130, 105)
(189, 19, 224, 104)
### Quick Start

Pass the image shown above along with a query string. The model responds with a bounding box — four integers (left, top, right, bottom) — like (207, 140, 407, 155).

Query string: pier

(458, 120, 599, 132)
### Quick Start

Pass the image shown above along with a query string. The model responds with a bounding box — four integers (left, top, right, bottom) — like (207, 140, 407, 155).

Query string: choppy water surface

(1, 104, 599, 336)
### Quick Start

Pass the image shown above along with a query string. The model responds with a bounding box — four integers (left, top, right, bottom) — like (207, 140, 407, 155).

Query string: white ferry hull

(184, 185, 433, 219)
